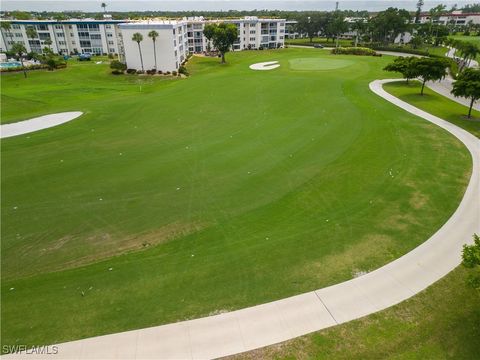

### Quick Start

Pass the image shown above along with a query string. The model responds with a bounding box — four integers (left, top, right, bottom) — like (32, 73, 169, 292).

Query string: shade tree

(451, 68, 480, 118)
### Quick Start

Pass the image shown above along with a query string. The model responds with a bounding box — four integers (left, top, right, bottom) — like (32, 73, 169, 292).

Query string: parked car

(78, 53, 92, 61)
(313, 44, 324, 49)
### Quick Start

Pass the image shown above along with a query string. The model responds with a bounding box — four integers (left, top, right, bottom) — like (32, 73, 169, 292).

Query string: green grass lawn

(0, 49, 472, 347)
(384, 81, 480, 138)
(449, 34, 480, 46)
(232, 80, 480, 360)
(449, 35, 480, 61)
(231, 267, 480, 359)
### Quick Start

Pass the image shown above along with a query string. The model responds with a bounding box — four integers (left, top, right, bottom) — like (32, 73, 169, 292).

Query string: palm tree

(1, 21, 14, 51)
(44, 38, 52, 52)
(132, 32, 144, 71)
(148, 30, 159, 70)
(11, 43, 28, 78)
(101, 3, 107, 13)
(26, 27, 38, 53)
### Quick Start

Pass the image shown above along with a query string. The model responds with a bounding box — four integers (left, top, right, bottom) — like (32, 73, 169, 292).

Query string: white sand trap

(249, 61, 280, 70)
(1, 111, 83, 139)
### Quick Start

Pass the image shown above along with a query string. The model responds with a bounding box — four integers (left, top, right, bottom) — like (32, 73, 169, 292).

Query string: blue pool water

(0, 62, 22, 68)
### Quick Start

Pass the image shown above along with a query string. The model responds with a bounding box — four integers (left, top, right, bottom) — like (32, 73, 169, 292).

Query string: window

(174, 50, 177, 57)
(59, 40, 66, 45)
(71, 41, 76, 45)
(107, 33, 113, 37)
(12, 24, 21, 29)
(80, 40, 91, 47)
(77, 24, 88, 30)
(250, 30, 256, 34)
(55, 25, 63, 29)
(108, 40, 114, 45)
(250, 37, 255, 41)
(174, 40, 176, 46)
(173, 29, 176, 35)
(38, 33, 51, 40)
(109, 48, 115, 53)
(106, 25, 111, 29)
(57, 32, 65, 37)
(90, 34, 101, 39)
(36, 24, 48, 31)
(78, 32, 89, 38)
(70, 33, 74, 37)
(15, 33, 23, 38)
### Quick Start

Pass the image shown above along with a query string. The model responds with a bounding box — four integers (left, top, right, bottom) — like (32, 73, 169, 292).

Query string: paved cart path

(0, 112, 83, 139)
(4, 80, 479, 359)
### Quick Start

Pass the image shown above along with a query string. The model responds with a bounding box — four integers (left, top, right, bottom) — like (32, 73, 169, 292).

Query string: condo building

(118, 20, 188, 72)
(0, 18, 125, 55)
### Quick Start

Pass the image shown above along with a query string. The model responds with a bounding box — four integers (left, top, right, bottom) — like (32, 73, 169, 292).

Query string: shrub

(172, 70, 177, 76)
(136, 70, 144, 74)
(178, 65, 189, 76)
(111, 70, 123, 75)
(165, 71, 171, 75)
(331, 47, 377, 56)
(108, 53, 114, 59)
(126, 68, 136, 74)
(157, 70, 163, 74)
(110, 60, 127, 74)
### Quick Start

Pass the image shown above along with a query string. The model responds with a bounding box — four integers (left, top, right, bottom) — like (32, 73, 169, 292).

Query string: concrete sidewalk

(4, 81, 479, 360)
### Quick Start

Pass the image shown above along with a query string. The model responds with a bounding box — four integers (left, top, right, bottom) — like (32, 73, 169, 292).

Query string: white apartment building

(118, 21, 188, 72)
(184, 16, 286, 53)
(0, 18, 125, 55)
(418, 11, 480, 26)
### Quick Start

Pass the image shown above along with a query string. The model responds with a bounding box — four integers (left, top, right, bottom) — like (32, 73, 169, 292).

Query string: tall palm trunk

(20, 57, 27, 78)
(153, 40, 157, 70)
(137, 42, 144, 71)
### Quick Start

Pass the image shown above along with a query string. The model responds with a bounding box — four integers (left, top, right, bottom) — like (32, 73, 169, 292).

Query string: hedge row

(331, 47, 379, 56)
(0, 64, 47, 72)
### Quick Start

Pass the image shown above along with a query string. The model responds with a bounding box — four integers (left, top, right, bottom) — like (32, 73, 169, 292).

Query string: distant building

(418, 11, 480, 26)
(183, 16, 286, 52)
(0, 18, 125, 55)
(118, 20, 188, 72)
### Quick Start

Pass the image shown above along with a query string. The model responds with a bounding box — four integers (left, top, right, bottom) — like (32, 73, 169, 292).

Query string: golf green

(0, 48, 471, 347)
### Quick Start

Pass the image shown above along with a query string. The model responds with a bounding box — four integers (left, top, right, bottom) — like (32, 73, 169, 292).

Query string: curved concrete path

(0, 112, 83, 139)
(4, 82, 479, 359)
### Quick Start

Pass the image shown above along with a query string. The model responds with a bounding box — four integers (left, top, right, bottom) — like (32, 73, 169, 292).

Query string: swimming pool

(0, 62, 22, 68)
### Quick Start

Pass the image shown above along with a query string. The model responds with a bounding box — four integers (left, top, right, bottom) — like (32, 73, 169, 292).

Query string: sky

(0, 1, 475, 12)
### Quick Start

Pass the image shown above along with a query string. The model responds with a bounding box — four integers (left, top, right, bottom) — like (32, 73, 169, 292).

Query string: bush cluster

(331, 47, 378, 56)
(0, 63, 46, 72)
(178, 65, 189, 76)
